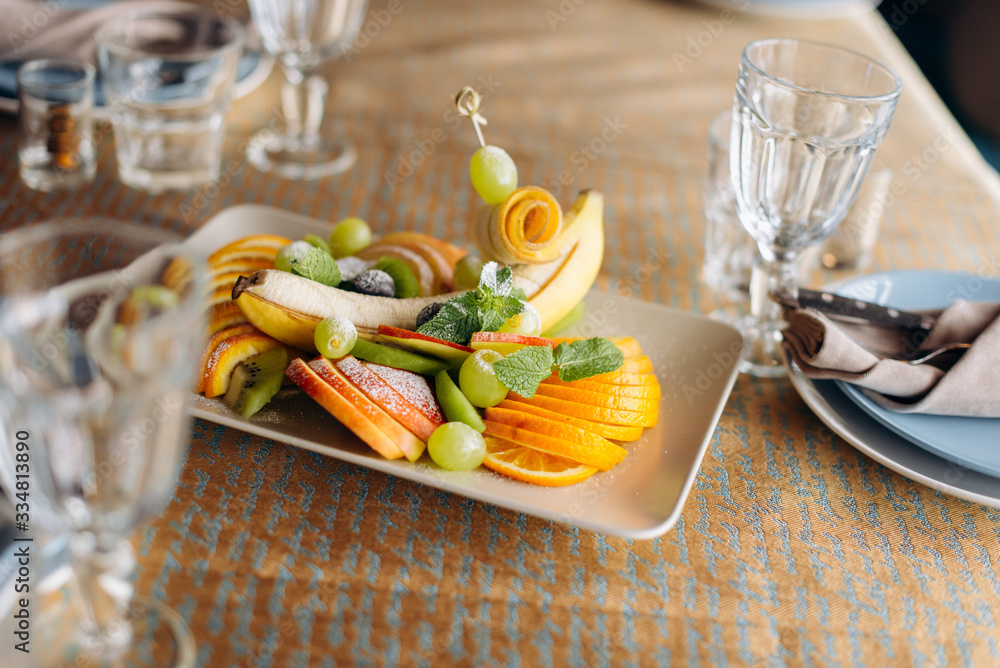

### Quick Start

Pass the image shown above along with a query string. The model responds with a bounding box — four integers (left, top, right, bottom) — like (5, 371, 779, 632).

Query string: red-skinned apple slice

(308, 357, 426, 462)
(469, 332, 555, 356)
(377, 325, 473, 364)
(334, 355, 442, 441)
(285, 359, 406, 460)
(362, 362, 445, 427)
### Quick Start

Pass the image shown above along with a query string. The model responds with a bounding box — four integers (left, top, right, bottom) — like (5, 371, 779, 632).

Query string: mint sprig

(417, 261, 524, 345)
(292, 247, 341, 286)
(493, 345, 554, 398)
(554, 338, 625, 382)
(495, 338, 625, 397)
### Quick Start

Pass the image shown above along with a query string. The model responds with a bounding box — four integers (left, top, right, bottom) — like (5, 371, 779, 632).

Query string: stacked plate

(787, 270, 1000, 507)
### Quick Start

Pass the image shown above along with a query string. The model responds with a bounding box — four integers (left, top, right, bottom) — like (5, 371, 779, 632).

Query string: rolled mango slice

(474, 186, 588, 265)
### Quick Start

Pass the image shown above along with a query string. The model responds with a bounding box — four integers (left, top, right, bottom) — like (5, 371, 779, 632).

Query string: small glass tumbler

(17, 59, 97, 191)
(95, 12, 244, 193)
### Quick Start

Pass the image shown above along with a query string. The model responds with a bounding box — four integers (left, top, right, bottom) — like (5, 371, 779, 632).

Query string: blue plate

(833, 270, 1000, 478)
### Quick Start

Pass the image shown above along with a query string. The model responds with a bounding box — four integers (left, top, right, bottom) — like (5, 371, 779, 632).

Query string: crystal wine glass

(730, 39, 902, 377)
(246, 0, 369, 178)
(0, 220, 205, 667)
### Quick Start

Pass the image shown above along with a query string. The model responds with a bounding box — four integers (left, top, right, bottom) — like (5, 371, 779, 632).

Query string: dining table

(4, 0, 1000, 665)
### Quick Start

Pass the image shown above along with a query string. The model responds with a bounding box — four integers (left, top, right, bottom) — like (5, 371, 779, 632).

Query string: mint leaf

(553, 338, 625, 382)
(479, 261, 501, 294)
(479, 293, 523, 332)
(292, 247, 341, 286)
(495, 265, 514, 296)
(417, 291, 481, 344)
(510, 286, 528, 301)
(493, 345, 554, 398)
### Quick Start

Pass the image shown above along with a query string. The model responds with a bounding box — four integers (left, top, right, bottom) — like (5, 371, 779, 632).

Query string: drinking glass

(730, 39, 902, 377)
(0, 220, 205, 667)
(17, 58, 97, 191)
(95, 13, 245, 192)
(246, 0, 368, 179)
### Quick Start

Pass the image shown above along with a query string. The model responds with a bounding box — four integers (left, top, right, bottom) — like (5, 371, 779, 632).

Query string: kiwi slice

(434, 371, 485, 432)
(373, 257, 421, 299)
(223, 346, 289, 418)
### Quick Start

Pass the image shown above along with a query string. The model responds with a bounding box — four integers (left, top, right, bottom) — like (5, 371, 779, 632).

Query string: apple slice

(377, 325, 473, 364)
(285, 358, 405, 460)
(387, 239, 455, 292)
(309, 357, 426, 462)
(376, 232, 467, 265)
(334, 356, 441, 441)
(470, 332, 555, 356)
(362, 362, 445, 427)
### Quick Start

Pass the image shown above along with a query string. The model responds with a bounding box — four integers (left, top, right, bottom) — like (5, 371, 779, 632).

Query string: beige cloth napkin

(0, 1, 205, 64)
(782, 300, 1000, 417)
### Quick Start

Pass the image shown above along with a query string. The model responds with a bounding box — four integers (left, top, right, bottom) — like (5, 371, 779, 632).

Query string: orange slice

(571, 371, 657, 386)
(550, 336, 643, 358)
(205, 304, 249, 339)
(195, 323, 259, 393)
(203, 333, 280, 397)
(209, 258, 275, 276)
(207, 270, 250, 293)
(208, 247, 282, 271)
(621, 355, 653, 374)
(482, 420, 625, 471)
(495, 400, 644, 442)
(206, 285, 237, 310)
(531, 384, 659, 414)
(505, 393, 656, 428)
(207, 235, 291, 264)
(482, 436, 598, 486)
(542, 376, 661, 400)
(162, 257, 193, 292)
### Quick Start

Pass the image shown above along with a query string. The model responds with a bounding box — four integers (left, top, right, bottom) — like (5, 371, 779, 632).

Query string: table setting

(0, 0, 998, 665)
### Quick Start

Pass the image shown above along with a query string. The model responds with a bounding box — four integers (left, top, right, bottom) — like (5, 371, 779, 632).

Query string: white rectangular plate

(186, 205, 743, 539)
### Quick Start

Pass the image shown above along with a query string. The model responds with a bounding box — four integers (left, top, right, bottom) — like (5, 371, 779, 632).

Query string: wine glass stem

(280, 64, 328, 147)
(68, 533, 135, 655)
(750, 251, 798, 334)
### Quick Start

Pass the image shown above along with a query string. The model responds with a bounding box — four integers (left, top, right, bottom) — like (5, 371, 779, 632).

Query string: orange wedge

(207, 235, 291, 264)
(551, 336, 643, 358)
(621, 355, 653, 374)
(482, 420, 625, 471)
(482, 436, 598, 486)
(485, 406, 629, 453)
(573, 371, 657, 386)
(494, 400, 644, 442)
(195, 324, 260, 393)
(203, 333, 280, 397)
(505, 393, 656, 428)
(542, 376, 661, 400)
(531, 384, 659, 414)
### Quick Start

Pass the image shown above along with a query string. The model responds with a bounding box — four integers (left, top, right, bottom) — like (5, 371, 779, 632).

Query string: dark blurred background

(880, 0, 1000, 170)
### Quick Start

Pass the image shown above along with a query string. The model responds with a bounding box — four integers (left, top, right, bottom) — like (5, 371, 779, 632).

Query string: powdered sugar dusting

(363, 362, 443, 423)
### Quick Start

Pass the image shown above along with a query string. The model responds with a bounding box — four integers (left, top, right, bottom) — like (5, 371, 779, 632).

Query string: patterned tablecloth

(3, 0, 1000, 665)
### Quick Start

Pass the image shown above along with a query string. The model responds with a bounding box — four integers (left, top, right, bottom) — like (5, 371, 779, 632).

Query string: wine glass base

(733, 314, 788, 379)
(39, 594, 196, 668)
(247, 131, 356, 179)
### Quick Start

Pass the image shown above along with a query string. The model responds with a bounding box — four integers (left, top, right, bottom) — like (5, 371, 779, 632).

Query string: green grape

(314, 316, 357, 359)
(498, 300, 542, 336)
(304, 233, 332, 255)
(453, 254, 485, 291)
(427, 422, 487, 471)
(328, 217, 373, 259)
(275, 240, 314, 272)
(469, 146, 518, 205)
(459, 349, 509, 408)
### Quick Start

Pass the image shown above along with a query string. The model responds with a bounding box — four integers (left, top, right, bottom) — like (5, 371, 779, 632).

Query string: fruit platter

(175, 90, 741, 538)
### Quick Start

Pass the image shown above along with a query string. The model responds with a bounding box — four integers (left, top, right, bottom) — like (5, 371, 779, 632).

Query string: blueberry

(416, 302, 445, 328)
(351, 269, 395, 297)
(336, 256, 369, 283)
